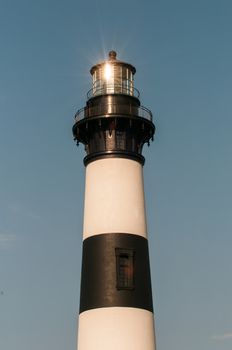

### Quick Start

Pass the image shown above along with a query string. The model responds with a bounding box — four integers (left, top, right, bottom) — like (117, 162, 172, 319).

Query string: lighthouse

(73, 51, 156, 350)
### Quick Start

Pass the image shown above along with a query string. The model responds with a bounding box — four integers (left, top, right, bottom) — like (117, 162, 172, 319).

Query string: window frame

(115, 248, 135, 290)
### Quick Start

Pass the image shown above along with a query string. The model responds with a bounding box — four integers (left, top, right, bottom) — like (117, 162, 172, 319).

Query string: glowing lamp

(104, 63, 113, 81)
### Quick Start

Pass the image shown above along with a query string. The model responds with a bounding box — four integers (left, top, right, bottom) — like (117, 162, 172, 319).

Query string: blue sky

(0, 0, 232, 349)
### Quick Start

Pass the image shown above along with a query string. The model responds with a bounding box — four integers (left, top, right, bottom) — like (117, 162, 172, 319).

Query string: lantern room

(89, 51, 138, 98)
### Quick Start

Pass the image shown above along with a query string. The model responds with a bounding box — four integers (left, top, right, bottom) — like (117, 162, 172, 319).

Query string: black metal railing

(74, 103, 153, 122)
(87, 83, 140, 99)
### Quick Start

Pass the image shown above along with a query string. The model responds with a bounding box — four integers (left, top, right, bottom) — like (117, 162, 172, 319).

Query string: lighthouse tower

(73, 51, 156, 350)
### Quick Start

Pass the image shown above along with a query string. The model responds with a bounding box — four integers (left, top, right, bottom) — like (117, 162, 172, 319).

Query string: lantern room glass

(92, 64, 134, 97)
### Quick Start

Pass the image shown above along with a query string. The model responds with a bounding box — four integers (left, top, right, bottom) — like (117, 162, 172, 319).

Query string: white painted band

(83, 158, 147, 239)
(78, 307, 156, 350)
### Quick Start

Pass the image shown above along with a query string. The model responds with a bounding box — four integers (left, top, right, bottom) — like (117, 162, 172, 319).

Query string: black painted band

(79, 233, 153, 314)
(83, 150, 145, 166)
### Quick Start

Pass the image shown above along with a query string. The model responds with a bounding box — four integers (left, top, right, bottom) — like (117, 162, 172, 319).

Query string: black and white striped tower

(73, 51, 156, 350)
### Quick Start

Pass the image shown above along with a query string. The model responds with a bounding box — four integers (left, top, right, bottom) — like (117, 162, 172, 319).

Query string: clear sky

(0, 0, 231, 349)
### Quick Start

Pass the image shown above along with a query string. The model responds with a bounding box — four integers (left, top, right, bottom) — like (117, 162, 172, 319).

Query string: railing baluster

(75, 104, 153, 122)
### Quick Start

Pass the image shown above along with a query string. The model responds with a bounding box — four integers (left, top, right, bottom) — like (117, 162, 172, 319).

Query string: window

(115, 248, 135, 290)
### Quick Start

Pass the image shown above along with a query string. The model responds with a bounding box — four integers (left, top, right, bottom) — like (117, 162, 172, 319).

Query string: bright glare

(104, 63, 112, 80)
